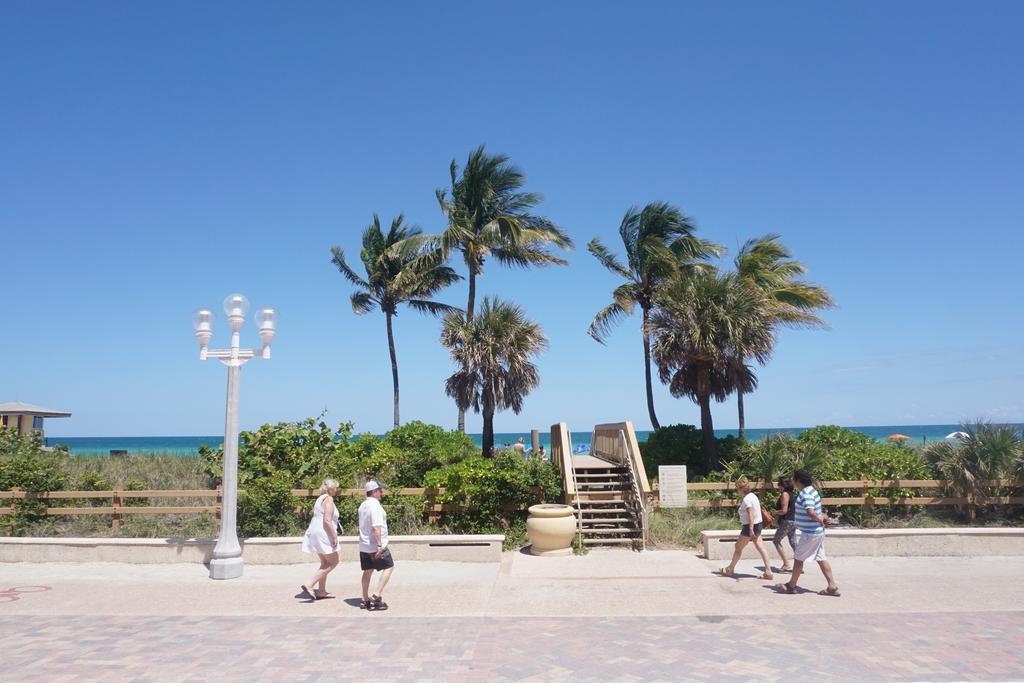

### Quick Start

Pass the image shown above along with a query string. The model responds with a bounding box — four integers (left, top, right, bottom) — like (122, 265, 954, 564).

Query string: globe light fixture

(192, 293, 277, 580)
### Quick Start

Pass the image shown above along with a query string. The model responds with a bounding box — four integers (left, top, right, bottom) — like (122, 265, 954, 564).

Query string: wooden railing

(651, 479, 1024, 510)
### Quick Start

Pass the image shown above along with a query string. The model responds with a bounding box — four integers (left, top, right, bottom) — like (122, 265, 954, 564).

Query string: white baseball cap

(364, 480, 382, 493)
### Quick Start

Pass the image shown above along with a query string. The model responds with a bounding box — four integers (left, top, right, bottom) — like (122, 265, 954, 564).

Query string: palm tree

(435, 145, 572, 431)
(733, 235, 834, 439)
(440, 297, 547, 457)
(648, 272, 774, 472)
(587, 202, 722, 430)
(923, 421, 1023, 521)
(331, 214, 461, 428)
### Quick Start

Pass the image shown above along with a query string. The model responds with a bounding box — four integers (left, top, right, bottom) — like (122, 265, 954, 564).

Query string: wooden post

(862, 480, 873, 519)
(111, 486, 122, 530)
(215, 485, 222, 523)
(530, 429, 540, 455)
(427, 487, 437, 526)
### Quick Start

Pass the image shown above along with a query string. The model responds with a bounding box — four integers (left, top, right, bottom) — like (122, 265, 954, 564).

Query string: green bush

(424, 452, 562, 545)
(374, 421, 478, 487)
(200, 417, 355, 490)
(640, 424, 740, 480)
(709, 425, 932, 522)
(238, 474, 302, 537)
(0, 428, 70, 535)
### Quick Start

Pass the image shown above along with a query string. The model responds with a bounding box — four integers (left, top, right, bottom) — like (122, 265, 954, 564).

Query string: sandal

(716, 567, 734, 577)
(818, 586, 841, 597)
(314, 592, 335, 600)
(372, 594, 388, 611)
(359, 598, 371, 610)
(774, 583, 797, 594)
(758, 572, 774, 580)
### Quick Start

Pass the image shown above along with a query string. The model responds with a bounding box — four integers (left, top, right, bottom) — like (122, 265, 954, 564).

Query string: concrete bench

(701, 527, 1024, 560)
(0, 534, 506, 565)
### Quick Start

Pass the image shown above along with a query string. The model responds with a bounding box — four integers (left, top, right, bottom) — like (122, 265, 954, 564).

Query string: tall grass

(19, 453, 220, 538)
(64, 453, 213, 489)
(648, 509, 736, 549)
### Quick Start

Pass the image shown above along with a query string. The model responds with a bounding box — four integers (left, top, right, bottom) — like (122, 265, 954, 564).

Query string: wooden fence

(3, 481, 1022, 529)
(0, 486, 545, 528)
(651, 479, 1024, 512)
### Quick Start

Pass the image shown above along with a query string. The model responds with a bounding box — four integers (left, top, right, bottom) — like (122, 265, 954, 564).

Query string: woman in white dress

(301, 478, 341, 600)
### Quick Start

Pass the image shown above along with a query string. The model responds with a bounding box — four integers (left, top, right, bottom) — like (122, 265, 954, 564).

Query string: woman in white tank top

(300, 478, 341, 600)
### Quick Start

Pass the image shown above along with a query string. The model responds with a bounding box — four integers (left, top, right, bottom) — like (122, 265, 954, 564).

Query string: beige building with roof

(0, 402, 71, 441)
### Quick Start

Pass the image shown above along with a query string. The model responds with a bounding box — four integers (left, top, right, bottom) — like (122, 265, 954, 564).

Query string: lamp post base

(209, 556, 244, 580)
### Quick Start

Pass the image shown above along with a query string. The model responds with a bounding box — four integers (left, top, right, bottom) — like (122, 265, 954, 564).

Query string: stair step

(578, 507, 629, 515)
(579, 517, 632, 524)
(573, 473, 629, 479)
(581, 527, 640, 535)
(582, 537, 636, 546)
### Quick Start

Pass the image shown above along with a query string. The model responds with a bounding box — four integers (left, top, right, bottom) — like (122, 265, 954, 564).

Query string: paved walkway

(2, 552, 1024, 681)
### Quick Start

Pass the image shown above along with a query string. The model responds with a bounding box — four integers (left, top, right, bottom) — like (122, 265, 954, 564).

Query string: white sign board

(658, 465, 688, 508)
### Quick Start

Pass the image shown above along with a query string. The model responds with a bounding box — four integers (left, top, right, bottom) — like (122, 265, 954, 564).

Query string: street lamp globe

(223, 293, 250, 319)
(193, 308, 215, 355)
(254, 307, 277, 353)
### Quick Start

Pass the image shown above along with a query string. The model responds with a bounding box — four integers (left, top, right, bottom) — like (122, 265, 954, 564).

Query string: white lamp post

(193, 293, 277, 580)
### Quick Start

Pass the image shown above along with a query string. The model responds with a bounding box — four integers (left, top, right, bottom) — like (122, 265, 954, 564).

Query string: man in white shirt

(358, 480, 394, 610)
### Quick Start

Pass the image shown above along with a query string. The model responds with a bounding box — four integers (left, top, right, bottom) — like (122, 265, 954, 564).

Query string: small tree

(923, 422, 1023, 521)
(440, 298, 548, 457)
(649, 272, 773, 472)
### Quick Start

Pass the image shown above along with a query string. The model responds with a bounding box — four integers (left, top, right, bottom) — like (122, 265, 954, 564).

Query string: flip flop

(818, 586, 841, 597)
(758, 572, 774, 580)
(716, 567, 734, 577)
(314, 593, 336, 600)
(774, 583, 797, 594)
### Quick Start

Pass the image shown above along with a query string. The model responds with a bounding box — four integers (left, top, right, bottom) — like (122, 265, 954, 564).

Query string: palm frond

(587, 302, 629, 343)
(350, 291, 376, 315)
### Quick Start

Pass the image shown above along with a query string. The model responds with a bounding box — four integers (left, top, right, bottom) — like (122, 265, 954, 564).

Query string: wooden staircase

(573, 462, 643, 547)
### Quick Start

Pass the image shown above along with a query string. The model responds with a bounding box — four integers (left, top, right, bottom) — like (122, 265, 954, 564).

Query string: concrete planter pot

(527, 504, 577, 556)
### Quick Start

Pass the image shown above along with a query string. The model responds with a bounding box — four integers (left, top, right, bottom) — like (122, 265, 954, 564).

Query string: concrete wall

(0, 534, 506, 565)
(701, 527, 1024, 561)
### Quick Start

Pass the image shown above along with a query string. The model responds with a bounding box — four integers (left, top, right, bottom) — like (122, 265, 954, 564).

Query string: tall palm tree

(732, 235, 835, 439)
(440, 297, 547, 457)
(587, 202, 722, 430)
(435, 145, 572, 431)
(649, 272, 774, 472)
(331, 214, 461, 428)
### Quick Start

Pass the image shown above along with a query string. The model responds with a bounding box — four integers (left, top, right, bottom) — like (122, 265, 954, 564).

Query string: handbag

(760, 504, 775, 526)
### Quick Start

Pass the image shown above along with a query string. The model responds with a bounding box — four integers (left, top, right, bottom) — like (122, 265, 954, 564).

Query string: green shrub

(0, 428, 70, 535)
(424, 452, 562, 537)
(200, 417, 356, 490)
(709, 426, 932, 522)
(238, 474, 302, 537)
(640, 424, 740, 480)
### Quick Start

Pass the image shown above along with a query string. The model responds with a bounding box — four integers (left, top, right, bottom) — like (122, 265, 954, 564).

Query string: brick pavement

(4, 612, 1024, 682)
(3, 554, 1024, 681)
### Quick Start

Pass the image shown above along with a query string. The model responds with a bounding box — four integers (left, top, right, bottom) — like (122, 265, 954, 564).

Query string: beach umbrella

(886, 434, 912, 442)
(945, 431, 969, 440)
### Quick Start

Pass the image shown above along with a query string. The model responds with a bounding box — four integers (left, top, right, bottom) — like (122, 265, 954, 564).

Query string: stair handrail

(619, 429, 648, 551)
(552, 422, 583, 539)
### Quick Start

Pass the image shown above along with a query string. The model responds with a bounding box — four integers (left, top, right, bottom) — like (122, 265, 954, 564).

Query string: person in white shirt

(717, 476, 774, 581)
(357, 480, 394, 611)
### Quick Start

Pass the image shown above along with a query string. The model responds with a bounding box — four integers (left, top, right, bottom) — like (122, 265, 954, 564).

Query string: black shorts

(740, 523, 763, 538)
(359, 548, 394, 571)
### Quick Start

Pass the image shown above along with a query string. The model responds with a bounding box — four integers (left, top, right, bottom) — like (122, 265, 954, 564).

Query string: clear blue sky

(3, 2, 1022, 437)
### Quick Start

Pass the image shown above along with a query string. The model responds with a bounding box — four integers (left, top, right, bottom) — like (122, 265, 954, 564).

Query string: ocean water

(46, 424, 1009, 456)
